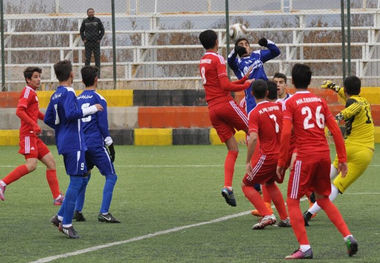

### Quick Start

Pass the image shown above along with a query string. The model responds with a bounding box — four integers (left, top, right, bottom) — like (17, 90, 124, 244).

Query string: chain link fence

(1, 0, 380, 90)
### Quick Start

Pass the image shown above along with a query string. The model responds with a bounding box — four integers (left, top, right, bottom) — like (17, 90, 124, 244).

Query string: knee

(106, 174, 117, 185)
(26, 161, 37, 172)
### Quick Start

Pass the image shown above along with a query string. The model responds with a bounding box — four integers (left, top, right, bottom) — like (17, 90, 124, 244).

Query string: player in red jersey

(199, 30, 253, 207)
(276, 64, 358, 259)
(0, 67, 63, 205)
(242, 80, 289, 229)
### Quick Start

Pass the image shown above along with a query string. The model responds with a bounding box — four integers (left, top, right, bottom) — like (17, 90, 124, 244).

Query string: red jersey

(282, 91, 331, 156)
(17, 86, 40, 136)
(248, 101, 282, 156)
(199, 51, 249, 108)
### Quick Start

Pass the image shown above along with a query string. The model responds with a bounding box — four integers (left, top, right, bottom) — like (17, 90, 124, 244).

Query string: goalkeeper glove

(235, 45, 247, 57)
(258, 38, 268, 47)
(335, 112, 344, 121)
(321, 80, 341, 92)
(107, 143, 115, 163)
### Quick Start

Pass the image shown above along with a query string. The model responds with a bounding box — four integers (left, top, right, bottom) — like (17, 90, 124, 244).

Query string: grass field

(0, 145, 379, 263)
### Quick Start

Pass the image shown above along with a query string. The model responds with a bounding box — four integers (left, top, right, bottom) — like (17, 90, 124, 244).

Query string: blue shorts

(63, 151, 87, 176)
(86, 146, 115, 176)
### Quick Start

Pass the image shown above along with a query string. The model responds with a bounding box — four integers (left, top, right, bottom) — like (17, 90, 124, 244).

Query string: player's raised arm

(258, 38, 280, 63)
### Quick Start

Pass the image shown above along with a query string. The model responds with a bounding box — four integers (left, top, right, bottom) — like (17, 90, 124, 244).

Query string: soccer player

(45, 60, 103, 238)
(273, 72, 291, 101)
(276, 64, 358, 259)
(73, 65, 119, 223)
(199, 29, 253, 207)
(242, 79, 289, 229)
(0, 67, 63, 205)
(227, 37, 280, 114)
(304, 76, 374, 225)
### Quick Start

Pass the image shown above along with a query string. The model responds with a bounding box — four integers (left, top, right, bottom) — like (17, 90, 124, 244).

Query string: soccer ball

(229, 23, 248, 41)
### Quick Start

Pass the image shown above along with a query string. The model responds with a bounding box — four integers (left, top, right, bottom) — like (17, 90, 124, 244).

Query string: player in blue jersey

(227, 37, 280, 114)
(45, 60, 103, 238)
(73, 66, 120, 223)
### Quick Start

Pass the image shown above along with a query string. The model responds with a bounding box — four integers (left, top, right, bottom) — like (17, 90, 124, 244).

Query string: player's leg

(73, 172, 90, 222)
(265, 182, 289, 222)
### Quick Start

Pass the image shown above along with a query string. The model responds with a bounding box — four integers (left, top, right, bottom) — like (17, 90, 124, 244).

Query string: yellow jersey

(337, 89, 374, 149)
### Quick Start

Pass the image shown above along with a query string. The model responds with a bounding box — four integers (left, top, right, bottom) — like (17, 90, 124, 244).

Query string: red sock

(262, 184, 271, 203)
(46, 169, 60, 199)
(287, 198, 309, 245)
(2, 165, 29, 185)
(266, 183, 288, 220)
(242, 185, 271, 216)
(224, 150, 238, 187)
(317, 197, 351, 237)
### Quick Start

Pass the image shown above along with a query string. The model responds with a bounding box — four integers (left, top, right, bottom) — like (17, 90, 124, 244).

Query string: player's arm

(64, 92, 103, 120)
(38, 111, 45, 120)
(16, 94, 41, 134)
(44, 101, 57, 129)
(335, 98, 361, 121)
(246, 131, 258, 173)
(321, 80, 347, 101)
(219, 75, 251, 91)
(258, 38, 281, 63)
(276, 117, 292, 180)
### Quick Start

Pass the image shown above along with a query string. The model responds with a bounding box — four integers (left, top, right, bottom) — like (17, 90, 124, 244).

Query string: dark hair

(273, 72, 287, 83)
(251, 79, 268, 99)
(81, 66, 98, 87)
(87, 8, 94, 13)
(266, 80, 278, 100)
(54, 60, 72, 82)
(234, 37, 249, 46)
(23, 67, 42, 82)
(344, 76, 361, 95)
(291, 64, 312, 89)
(199, 30, 217, 50)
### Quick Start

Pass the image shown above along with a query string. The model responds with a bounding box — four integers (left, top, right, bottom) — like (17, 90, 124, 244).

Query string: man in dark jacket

(80, 8, 105, 77)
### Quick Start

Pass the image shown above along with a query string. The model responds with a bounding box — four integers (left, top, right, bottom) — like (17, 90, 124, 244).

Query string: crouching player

(73, 66, 119, 223)
(242, 80, 289, 229)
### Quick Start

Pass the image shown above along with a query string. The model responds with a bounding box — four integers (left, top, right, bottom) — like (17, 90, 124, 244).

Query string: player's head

(81, 66, 99, 87)
(23, 67, 42, 88)
(251, 79, 268, 100)
(273, 72, 287, 98)
(199, 30, 218, 50)
(344, 76, 361, 96)
(54, 60, 73, 83)
(291, 64, 312, 89)
(87, 8, 95, 18)
(266, 80, 278, 101)
(235, 38, 250, 56)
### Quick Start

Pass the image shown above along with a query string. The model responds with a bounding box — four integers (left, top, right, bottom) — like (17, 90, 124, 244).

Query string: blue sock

(62, 176, 86, 225)
(74, 174, 91, 212)
(100, 174, 117, 214)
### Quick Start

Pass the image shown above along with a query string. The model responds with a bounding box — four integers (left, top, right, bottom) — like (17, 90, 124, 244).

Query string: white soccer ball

(229, 23, 248, 41)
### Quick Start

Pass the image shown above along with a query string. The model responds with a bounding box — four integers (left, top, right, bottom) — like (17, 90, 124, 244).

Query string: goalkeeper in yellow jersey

(304, 76, 374, 226)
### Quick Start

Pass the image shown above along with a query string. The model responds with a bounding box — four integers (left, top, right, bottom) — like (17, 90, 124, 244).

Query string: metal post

(340, 0, 346, 80)
(111, 0, 117, 89)
(0, 0, 5, 91)
(347, 0, 351, 76)
(225, 0, 230, 79)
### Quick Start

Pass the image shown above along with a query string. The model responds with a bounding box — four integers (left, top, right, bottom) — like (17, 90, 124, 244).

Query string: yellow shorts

(332, 144, 374, 193)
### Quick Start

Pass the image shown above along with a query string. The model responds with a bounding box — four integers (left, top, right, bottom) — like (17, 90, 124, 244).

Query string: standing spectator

(80, 8, 104, 77)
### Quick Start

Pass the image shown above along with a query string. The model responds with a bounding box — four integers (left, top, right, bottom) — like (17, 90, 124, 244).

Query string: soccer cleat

(221, 187, 237, 207)
(285, 248, 313, 259)
(61, 226, 80, 239)
(252, 214, 276, 230)
(73, 210, 86, 222)
(0, 184, 6, 201)
(53, 193, 64, 206)
(50, 215, 61, 228)
(277, 217, 291, 227)
(303, 211, 313, 226)
(345, 236, 358, 257)
(98, 212, 120, 223)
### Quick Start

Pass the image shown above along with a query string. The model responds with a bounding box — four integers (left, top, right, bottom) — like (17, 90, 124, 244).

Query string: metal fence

(1, 0, 380, 90)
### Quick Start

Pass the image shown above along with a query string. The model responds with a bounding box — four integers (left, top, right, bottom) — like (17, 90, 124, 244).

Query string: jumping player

(199, 29, 253, 207)
(276, 64, 358, 259)
(74, 66, 119, 223)
(46, 60, 103, 238)
(0, 67, 63, 205)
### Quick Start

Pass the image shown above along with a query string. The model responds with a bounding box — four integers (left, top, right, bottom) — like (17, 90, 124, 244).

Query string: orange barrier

(0, 92, 19, 108)
(138, 106, 211, 128)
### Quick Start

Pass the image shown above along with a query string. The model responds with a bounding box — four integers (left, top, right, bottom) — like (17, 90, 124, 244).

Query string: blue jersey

(77, 90, 110, 148)
(44, 86, 87, 154)
(228, 40, 280, 113)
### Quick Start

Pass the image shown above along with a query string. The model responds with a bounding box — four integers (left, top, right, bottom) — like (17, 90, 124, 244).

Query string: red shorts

(243, 154, 279, 186)
(209, 100, 248, 142)
(287, 153, 331, 200)
(18, 135, 50, 160)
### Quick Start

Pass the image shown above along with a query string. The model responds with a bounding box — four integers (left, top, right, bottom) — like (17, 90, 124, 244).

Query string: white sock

(344, 235, 353, 242)
(57, 215, 63, 221)
(330, 164, 338, 180)
(308, 200, 321, 215)
(62, 224, 72, 228)
(300, 245, 311, 252)
(0, 180, 6, 187)
(329, 184, 339, 201)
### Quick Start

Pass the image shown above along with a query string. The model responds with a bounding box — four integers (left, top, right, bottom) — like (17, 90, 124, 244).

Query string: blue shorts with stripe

(63, 151, 87, 176)
(86, 146, 116, 176)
